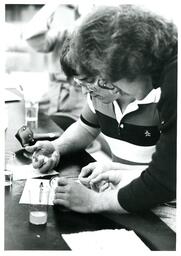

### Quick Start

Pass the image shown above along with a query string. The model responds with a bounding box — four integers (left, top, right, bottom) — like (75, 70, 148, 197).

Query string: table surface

(4, 89, 176, 251)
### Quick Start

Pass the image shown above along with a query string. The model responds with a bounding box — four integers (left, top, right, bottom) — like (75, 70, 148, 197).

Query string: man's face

(74, 75, 152, 103)
(74, 76, 120, 104)
(113, 76, 152, 100)
(81, 85, 120, 104)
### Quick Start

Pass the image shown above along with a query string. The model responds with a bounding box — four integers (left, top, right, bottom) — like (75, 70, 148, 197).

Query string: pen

(39, 182, 44, 203)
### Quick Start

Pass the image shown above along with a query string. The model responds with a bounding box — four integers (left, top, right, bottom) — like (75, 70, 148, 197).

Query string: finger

(90, 182, 99, 192)
(90, 179, 108, 192)
(53, 188, 69, 206)
(25, 145, 37, 153)
(32, 155, 46, 169)
(78, 162, 96, 178)
(79, 169, 92, 179)
(93, 171, 122, 185)
(55, 185, 66, 193)
(79, 165, 100, 186)
(32, 155, 45, 169)
(51, 151, 60, 167)
(79, 176, 92, 187)
(38, 157, 53, 173)
(78, 178, 91, 189)
(91, 173, 109, 184)
(57, 177, 69, 186)
(33, 154, 46, 163)
(25, 143, 41, 153)
(54, 192, 67, 200)
(53, 198, 68, 207)
(99, 182, 110, 192)
(86, 166, 103, 181)
(109, 183, 116, 190)
(32, 150, 46, 161)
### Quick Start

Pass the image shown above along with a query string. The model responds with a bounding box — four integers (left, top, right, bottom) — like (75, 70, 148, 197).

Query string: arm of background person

(22, 1, 61, 52)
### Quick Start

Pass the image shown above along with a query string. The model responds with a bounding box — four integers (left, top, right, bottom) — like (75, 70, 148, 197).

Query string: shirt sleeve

(79, 95, 101, 136)
(117, 58, 177, 213)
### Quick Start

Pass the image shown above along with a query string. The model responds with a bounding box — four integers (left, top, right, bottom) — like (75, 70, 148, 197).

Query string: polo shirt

(80, 87, 161, 165)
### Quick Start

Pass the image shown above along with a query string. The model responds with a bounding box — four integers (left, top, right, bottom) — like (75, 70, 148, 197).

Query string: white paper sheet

(19, 178, 55, 205)
(13, 164, 59, 180)
(62, 229, 149, 252)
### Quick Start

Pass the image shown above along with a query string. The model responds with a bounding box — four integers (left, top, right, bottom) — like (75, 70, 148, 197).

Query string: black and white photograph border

(0, 0, 180, 255)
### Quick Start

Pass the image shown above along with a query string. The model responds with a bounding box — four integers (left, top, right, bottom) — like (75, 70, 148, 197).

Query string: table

(4, 89, 176, 251)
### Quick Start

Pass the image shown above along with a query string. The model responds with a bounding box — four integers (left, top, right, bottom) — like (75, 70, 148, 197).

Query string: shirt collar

(135, 87, 161, 104)
(113, 87, 161, 122)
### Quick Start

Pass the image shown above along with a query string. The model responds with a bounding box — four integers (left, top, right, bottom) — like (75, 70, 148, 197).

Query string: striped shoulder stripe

(96, 111, 160, 146)
(80, 115, 100, 128)
(103, 134, 156, 163)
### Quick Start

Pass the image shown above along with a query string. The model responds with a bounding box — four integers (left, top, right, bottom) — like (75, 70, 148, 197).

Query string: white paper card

(62, 229, 149, 252)
(19, 179, 55, 205)
(13, 164, 59, 180)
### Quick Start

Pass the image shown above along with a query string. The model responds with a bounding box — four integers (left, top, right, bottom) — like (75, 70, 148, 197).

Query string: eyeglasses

(73, 77, 115, 92)
(74, 77, 96, 92)
(97, 79, 115, 90)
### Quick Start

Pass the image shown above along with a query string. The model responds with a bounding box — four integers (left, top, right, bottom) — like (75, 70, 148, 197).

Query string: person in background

(23, 2, 86, 130)
(26, 5, 177, 231)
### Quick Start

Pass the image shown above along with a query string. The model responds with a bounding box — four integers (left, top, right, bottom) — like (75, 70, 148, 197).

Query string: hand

(78, 162, 113, 187)
(53, 177, 98, 213)
(53, 177, 127, 214)
(25, 140, 60, 173)
(90, 170, 123, 191)
(90, 169, 143, 191)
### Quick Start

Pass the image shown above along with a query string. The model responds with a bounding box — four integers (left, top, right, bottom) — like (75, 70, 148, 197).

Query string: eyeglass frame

(73, 77, 115, 92)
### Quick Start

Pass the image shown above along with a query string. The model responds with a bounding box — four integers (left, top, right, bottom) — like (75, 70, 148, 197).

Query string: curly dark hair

(68, 5, 177, 83)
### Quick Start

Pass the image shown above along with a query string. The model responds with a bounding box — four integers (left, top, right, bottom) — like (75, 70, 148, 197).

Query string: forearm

(23, 2, 60, 40)
(93, 190, 128, 213)
(25, 29, 58, 53)
(117, 127, 176, 212)
(52, 121, 99, 156)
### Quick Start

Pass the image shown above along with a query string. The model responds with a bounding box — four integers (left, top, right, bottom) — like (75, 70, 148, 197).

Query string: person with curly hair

(26, 5, 177, 231)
